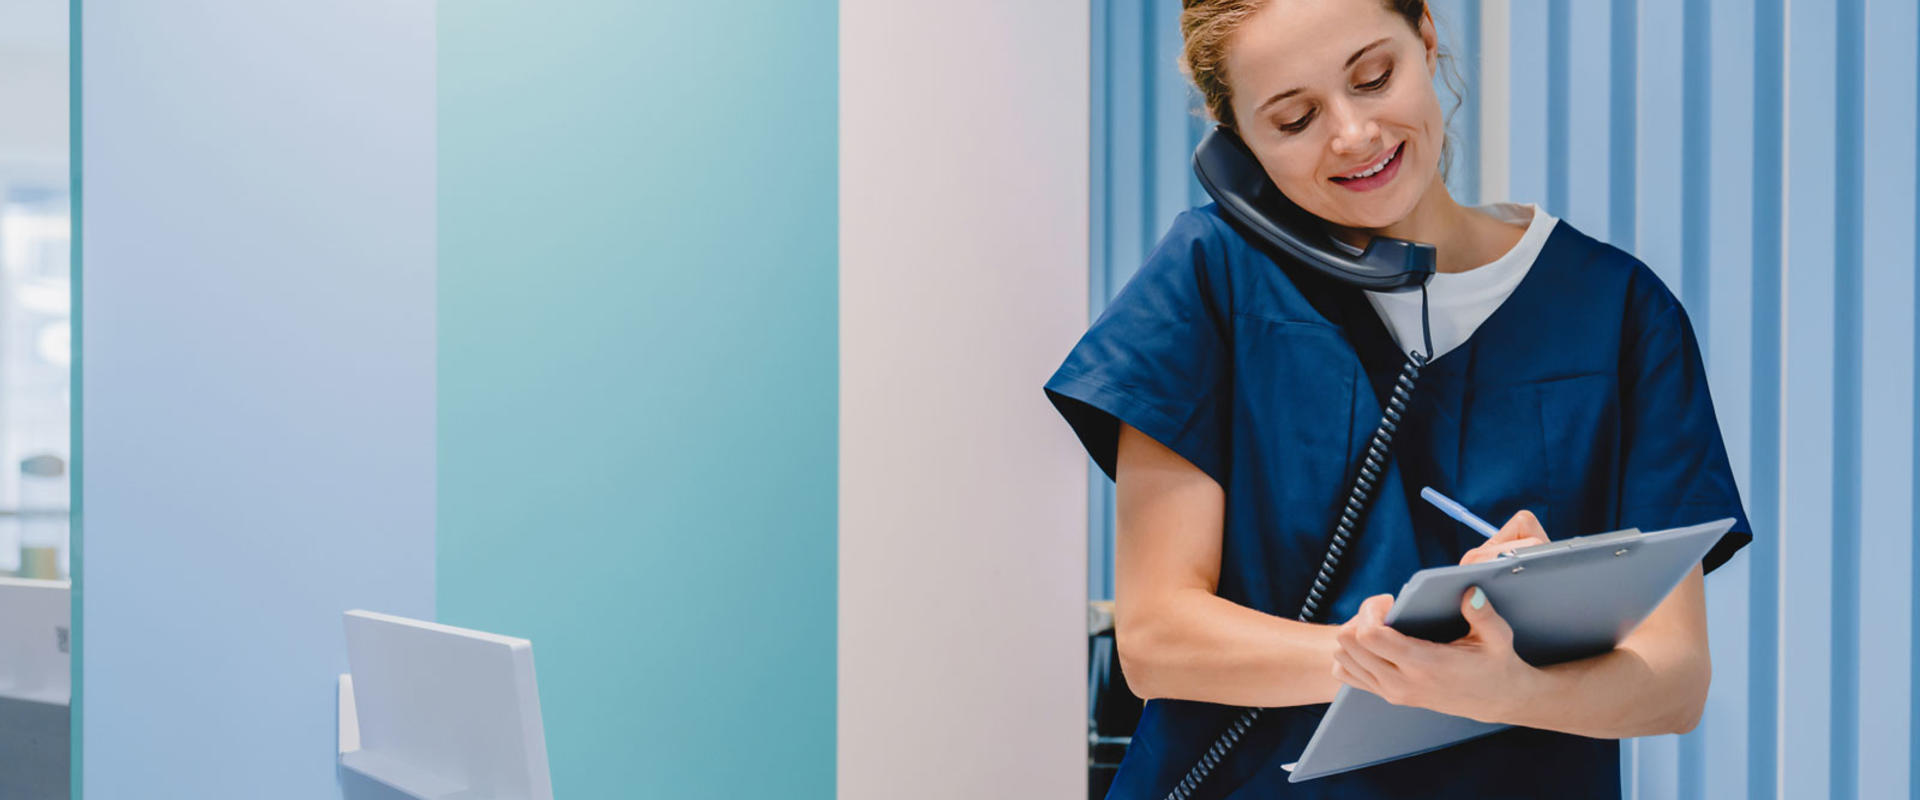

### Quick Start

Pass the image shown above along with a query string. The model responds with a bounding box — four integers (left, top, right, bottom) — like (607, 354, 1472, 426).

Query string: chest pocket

(1537, 372, 1621, 536)
(1426, 379, 1554, 537)
(1420, 372, 1617, 542)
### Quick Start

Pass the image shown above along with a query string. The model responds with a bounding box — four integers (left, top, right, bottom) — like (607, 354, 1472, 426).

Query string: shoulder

(1126, 203, 1337, 327)
(1140, 204, 1241, 288)
(1103, 204, 1246, 325)
(1541, 217, 1687, 330)
(1173, 202, 1235, 241)
(1129, 203, 1236, 264)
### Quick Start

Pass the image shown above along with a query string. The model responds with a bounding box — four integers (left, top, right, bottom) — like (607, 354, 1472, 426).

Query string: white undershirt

(1330, 203, 1558, 361)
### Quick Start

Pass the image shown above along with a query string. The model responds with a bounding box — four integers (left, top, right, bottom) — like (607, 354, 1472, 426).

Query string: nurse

(1044, 1, 1753, 798)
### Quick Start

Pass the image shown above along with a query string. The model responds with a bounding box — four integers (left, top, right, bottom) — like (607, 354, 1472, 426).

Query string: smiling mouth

(1330, 142, 1403, 183)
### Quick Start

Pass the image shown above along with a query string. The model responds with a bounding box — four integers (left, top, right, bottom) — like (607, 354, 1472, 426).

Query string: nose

(1324, 98, 1381, 157)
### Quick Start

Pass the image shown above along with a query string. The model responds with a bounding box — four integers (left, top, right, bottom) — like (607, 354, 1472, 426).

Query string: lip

(1329, 142, 1404, 192)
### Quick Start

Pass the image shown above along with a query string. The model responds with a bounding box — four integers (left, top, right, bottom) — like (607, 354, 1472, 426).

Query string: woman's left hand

(1330, 588, 1542, 725)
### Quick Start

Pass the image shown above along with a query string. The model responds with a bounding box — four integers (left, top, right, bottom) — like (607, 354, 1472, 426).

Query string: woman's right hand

(1457, 509, 1550, 566)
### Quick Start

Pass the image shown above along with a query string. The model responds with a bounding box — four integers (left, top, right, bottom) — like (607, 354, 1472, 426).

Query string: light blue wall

(435, 2, 838, 797)
(1093, 1, 1920, 798)
(76, 2, 438, 797)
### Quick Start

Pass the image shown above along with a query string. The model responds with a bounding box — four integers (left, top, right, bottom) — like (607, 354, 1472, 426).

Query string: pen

(1419, 486, 1500, 539)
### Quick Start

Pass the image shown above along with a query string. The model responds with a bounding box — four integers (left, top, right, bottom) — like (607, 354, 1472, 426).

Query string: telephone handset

(1157, 127, 1441, 799)
(1192, 126, 1436, 292)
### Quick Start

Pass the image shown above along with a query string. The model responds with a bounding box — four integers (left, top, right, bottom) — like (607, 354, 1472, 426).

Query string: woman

(1043, 0, 1754, 797)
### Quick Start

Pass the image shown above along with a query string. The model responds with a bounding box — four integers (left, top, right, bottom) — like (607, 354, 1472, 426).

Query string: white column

(839, 1, 1092, 797)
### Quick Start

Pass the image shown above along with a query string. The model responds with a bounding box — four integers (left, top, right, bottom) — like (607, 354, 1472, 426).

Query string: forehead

(1225, 0, 1409, 93)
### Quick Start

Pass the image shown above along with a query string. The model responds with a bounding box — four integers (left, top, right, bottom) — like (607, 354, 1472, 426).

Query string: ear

(1419, 8, 1439, 74)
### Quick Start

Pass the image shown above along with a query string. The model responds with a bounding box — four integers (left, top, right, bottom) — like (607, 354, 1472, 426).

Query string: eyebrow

(1254, 37, 1395, 114)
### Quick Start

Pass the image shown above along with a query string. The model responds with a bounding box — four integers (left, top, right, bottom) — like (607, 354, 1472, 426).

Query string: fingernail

(1470, 587, 1486, 610)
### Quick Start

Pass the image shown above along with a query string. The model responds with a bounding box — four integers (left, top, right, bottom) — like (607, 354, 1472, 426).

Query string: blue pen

(1419, 486, 1500, 539)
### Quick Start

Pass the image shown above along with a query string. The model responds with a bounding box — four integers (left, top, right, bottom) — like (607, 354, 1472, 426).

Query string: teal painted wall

(436, 3, 838, 797)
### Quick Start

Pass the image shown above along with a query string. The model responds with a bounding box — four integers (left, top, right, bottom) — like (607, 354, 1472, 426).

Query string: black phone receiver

(1192, 125, 1435, 292)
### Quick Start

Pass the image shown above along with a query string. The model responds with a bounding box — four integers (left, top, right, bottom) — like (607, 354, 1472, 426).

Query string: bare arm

(1499, 564, 1712, 737)
(1113, 422, 1343, 707)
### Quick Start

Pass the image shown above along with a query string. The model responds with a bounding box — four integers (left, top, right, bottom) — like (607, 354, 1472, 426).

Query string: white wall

(839, 1, 1091, 797)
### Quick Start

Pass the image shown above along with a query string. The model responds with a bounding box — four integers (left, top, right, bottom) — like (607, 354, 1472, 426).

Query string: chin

(1336, 190, 1421, 230)
(1326, 206, 1405, 231)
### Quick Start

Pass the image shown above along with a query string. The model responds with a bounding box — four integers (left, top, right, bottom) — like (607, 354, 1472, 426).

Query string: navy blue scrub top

(1045, 204, 1753, 800)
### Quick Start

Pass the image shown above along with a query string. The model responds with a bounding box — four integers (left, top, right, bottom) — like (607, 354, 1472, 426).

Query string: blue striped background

(1091, 1, 1920, 796)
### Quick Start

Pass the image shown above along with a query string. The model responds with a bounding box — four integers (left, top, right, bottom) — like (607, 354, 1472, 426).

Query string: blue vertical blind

(1089, 1, 1919, 797)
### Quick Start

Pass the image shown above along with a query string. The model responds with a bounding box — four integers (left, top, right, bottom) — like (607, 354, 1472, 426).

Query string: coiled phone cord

(1162, 288, 1433, 800)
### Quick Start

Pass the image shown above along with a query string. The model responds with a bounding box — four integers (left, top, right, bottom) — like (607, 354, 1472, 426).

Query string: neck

(1328, 178, 1504, 274)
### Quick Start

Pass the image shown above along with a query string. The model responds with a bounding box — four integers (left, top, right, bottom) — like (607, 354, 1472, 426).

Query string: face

(1222, 0, 1443, 230)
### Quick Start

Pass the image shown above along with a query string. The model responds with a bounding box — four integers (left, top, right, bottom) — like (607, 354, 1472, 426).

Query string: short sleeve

(1617, 289, 1754, 575)
(1044, 210, 1235, 487)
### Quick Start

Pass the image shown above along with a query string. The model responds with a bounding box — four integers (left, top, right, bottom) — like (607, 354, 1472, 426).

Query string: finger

(1459, 585, 1514, 645)
(1335, 617, 1397, 673)
(1346, 627, 1402, 678)
(1496, 535, 1549, 555)
(1496, 509, 1546, 542)
(1331, 648, 1380, 693)
(1332, 657, 1380, 696)
(1346, 608, 1408, 675)
(1361, 593, 1394, 619)
(1461, 535, 1550, 565)
(1468, 515, 1537, 560)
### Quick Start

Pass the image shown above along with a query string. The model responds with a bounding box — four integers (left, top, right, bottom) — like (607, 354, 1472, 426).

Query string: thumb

(1460, 586, 1512, 645)
(1491, 509, 1545, 544)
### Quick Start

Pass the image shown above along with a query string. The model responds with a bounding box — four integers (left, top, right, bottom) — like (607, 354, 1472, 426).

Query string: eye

(1357, 68, 1393, 91)
(1278, 108, 1316, 134)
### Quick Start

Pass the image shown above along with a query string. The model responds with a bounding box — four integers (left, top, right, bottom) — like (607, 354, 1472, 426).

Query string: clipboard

(1283, 517, 1737, 783)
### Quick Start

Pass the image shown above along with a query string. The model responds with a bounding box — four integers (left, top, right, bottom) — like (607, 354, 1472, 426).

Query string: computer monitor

(0, 577, 70, 706)
(338, 609, 553, 800)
